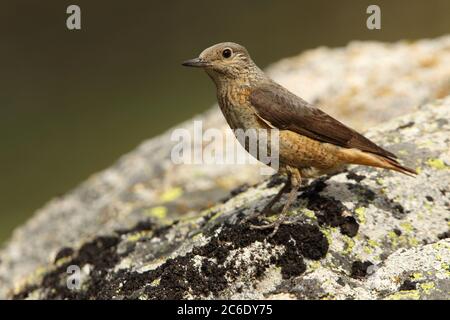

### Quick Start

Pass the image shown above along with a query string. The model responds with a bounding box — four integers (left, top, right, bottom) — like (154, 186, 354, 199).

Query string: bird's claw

(240, 208, 274, 225)
(249, 216, 291, 237)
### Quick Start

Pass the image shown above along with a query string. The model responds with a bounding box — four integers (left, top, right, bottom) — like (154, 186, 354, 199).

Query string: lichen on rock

(1, 36, 450, 300)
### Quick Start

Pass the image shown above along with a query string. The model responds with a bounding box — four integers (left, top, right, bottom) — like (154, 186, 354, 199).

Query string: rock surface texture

(1, 36, 449, 300)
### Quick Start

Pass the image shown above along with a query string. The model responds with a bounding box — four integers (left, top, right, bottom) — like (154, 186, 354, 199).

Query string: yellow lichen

(208, 211, 224, 222)
(309, 261, 321, 270)
(302, 208, 316, 220)
(146, 206, 167, 219)
(160, 187, 183, 202)
(367, 239, 379, 248)
(412, 272, 423, 281)
(342, 236, 355, 255)
(426, 158, 448, 170)
(387, 231, 399, 247)
(420, 282, 436, 295)
(400, 222, 414, 234)
(354, 207, 366, 224)
(363, 246, 373, 254)
(150, 278, 161, 286)
(127, 230, 151, 242)
(386, 290, 420, 300)
(320, 227, 334, 245)
(54, 256, 72, 267)
(408, 237, 419, 246)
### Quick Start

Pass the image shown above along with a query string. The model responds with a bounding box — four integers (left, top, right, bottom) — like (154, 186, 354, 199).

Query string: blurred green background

(1, 0, 449, 244)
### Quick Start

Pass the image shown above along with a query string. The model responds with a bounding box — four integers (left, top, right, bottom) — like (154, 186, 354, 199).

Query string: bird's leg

(240, 175, 291, 224)
(250, 168, 302, 237)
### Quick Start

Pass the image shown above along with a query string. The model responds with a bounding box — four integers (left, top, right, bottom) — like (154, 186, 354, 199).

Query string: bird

(182, 42, 416, 236)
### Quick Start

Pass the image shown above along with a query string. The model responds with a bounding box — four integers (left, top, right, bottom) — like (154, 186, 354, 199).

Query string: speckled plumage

(183, 42, 416, 234)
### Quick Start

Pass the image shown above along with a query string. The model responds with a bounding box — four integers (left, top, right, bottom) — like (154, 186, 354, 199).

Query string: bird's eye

(222, 48, 232, 58)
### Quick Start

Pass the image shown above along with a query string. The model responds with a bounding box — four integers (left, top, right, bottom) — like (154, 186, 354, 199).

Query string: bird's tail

(340, 149, 417, 176)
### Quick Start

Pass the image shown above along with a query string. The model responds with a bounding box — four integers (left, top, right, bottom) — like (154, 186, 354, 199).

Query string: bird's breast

(217, 85, 264, 131)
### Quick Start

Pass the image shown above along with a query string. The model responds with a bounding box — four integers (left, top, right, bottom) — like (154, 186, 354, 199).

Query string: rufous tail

(340, 149, 417, 176)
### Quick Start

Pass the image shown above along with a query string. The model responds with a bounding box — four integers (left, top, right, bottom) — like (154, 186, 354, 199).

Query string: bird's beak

(182, 57, 209, 68)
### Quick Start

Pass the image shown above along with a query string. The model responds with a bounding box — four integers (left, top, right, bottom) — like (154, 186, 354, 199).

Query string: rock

(6, 96, 450, 300)
(266, 36, 450, 131)
(1, 36, 450, 299)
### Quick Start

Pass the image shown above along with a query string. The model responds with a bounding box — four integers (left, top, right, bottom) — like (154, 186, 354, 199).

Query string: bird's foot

(240, 207, 274, 225)
(249, 214, 291, 238)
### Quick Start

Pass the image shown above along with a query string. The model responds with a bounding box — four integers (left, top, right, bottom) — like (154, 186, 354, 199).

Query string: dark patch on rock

(277, 247, 306, 279)
(14, 235, 122, 300)
(436, 118, 449, 127)
(115, 220, 154, 235)
(347, 182, 409, 219)
(54, 247, 74, 263)
(350, 260, 374, 278)
(340, 217, 359, 237)
(74, 236, 120, 270)
(390, 202, 406, 219)
(145, 222, 328, 297)
(369, 196, 407, 219)
(346, 172, 366, 182)
(437, 230, 450, 239)
(425, 195, 434, 202)
(336, 277, 346, 286)
(299, 178, 360, 237)
(14, 217, 328, 299)
(266, 174, 287, 188)
(398, 121, 415, 129)
(399, 279, 417, 291)
(143, 253, 228, 299)
(393, 228, 402, 236)
(273, 224, 329, 261)
(346, 183, 376, 202)
(220, 183, 251, 203)
(192, 237, 229, 265)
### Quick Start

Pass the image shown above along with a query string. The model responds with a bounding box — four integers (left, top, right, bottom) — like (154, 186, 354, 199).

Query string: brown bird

(182, 42, 416, 235)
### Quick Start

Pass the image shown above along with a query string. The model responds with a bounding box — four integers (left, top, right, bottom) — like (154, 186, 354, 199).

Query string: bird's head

(182, 42, 260, 83)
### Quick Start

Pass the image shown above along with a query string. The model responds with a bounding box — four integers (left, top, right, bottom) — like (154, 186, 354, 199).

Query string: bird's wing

(250, 84, 397, 159)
